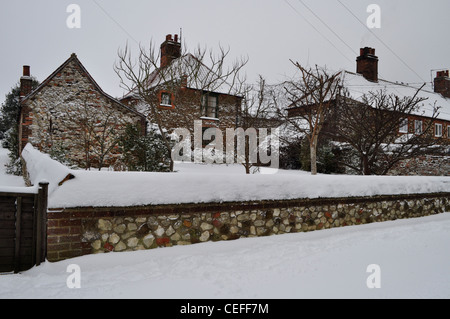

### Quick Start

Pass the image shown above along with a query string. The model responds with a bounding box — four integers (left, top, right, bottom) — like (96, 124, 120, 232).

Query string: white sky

(0, 0, 449, 103)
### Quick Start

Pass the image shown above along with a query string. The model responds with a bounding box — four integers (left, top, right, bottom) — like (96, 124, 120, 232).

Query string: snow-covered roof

(287, 70, 450, 122)
(123, 53, 237, 100)
(342, 71, 450, 121)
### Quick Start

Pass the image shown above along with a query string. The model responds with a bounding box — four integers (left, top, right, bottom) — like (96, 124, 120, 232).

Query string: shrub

(119, 123, 172, 172)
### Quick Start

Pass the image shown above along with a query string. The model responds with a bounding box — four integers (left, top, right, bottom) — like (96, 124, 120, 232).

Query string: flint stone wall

(46, 193, 450, 262)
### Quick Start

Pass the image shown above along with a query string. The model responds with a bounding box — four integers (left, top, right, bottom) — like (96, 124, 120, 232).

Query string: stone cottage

(18, 53, 147, 169)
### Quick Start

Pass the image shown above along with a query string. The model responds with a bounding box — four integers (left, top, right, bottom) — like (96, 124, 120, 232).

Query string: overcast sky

(1, 0, 449, 103)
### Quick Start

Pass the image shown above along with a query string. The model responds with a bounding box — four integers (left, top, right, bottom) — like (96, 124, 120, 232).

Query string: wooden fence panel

(0, 195, 16, 272)
(0, 182, 48, 273)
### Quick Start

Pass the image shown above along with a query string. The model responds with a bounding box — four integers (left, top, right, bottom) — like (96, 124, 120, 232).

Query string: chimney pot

(23, 65, 30, 77)
(437, 70, 449, 78)
(174, 34, 178, 42)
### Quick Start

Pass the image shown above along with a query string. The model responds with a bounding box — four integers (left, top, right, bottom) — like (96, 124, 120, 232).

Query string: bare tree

(233, 75, 281, 174)
(114, 41, 248, 171)
(64, 97, 127, 170)
(331, 86, 443, 175)
(31, 94, 128, 170)
(277, 62, 341, 175)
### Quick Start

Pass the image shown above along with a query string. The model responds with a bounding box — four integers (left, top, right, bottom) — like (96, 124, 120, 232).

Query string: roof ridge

(343, 70, 445, 97)
(20, 54, 78, 103)
(21, 54, 145, 119)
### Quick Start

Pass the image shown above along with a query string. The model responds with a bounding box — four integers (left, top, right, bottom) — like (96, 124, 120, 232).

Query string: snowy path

(0, 212, 449, 299)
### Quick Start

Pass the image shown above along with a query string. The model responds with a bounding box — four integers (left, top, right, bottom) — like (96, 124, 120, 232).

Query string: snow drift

(21, 143, 73, 195)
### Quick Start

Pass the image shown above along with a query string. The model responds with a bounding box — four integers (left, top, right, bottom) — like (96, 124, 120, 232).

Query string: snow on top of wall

(0, 185, 38, 194)
(21, 145, 450, 210)
(48, 171, 450, 209)
(21, 143, 73, 196)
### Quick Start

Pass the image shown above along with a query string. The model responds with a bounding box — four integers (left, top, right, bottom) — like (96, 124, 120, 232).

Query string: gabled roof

(288, 69, 450, 122)
(21, 53, 146, 119)
(122, 53, 239, 100)
(341, 71, 450, 121)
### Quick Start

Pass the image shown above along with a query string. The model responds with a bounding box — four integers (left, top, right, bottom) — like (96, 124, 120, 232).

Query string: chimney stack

(434, 70, 450, 98)
(356, 47, 378, 82)
(160, 34, 181, 68)
(20, 65, 33, 99)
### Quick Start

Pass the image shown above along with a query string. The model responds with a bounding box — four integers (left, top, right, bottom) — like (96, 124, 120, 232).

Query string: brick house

(18, 53, 147, 169)
(348, 48, 450, 141)
(288, 47, 450, 175)
(120, 34, 244, 139)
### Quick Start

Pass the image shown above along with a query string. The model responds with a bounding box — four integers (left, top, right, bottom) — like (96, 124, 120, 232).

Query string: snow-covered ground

(0, 212, 449, 299)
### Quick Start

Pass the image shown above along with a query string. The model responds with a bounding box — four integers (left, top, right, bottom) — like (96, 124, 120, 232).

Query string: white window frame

(399, 118, 408, 133)
(435, 123, 443, 137)
(160, 92, 173, 107)
(414, 120, 423, 135)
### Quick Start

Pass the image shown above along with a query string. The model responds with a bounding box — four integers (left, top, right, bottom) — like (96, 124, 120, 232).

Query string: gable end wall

(20, 58, 144, 168)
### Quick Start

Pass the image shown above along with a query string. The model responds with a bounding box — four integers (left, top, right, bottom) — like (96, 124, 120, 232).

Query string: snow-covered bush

(118, 123, 172, 172)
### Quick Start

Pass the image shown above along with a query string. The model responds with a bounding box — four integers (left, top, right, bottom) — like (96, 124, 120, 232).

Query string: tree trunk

(310, 137, 318, 175)
(244, 143, 251, 174)
(168, 156, 174, 172)
(244, 162, 250, 174)
(362, 155, 370, 175)
(150, 105, 174, 172)
(168, 149, 174, 172)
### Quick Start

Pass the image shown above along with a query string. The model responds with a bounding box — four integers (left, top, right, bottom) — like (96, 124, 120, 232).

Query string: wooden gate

(0, 182, 48, 273)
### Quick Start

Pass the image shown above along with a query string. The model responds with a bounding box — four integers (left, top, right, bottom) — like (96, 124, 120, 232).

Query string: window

(414, 120, 423, 135)
(160, 92, 173, 107)
(435, 123, 443, 137)
(448, 125, 450, 138)
(201, 93, 218, 118)
(399, 118, 408, 133)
